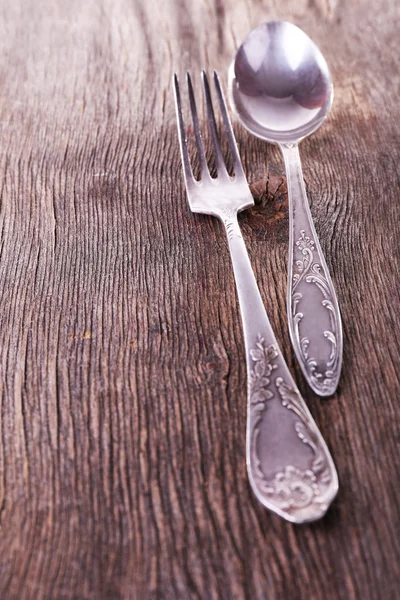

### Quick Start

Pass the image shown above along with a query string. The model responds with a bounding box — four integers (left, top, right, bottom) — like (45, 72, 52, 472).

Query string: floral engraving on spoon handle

(249, 336, 335, 520)
(281, 142, 343, 397)
(292, 230, 341, 394)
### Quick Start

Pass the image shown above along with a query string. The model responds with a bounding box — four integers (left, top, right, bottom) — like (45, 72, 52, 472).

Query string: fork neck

(219, 207, 241, 241)
(220, 210, 269, 346)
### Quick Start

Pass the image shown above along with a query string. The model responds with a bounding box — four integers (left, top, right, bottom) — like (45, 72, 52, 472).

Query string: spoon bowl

(229, 20, 333, 143)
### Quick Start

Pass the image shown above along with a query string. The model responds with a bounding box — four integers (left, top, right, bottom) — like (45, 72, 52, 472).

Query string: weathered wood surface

(0, 0, 399, 598)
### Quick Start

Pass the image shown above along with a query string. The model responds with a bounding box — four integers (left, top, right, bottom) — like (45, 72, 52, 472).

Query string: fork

(173, 71, 338, 523)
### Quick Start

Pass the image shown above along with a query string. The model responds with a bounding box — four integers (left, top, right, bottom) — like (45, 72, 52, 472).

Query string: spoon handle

(223, 213, 338, 523)
(280, 142, 343, 397)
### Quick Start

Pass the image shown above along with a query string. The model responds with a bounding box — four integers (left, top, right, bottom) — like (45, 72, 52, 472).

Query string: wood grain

(0, 0, 399, 598)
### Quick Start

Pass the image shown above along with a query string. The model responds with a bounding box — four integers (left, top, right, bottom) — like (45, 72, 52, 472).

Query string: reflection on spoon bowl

(229, 20, 333, 143)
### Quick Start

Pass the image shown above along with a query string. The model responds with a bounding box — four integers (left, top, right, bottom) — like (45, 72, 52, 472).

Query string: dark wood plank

(0, 0, 399, 598)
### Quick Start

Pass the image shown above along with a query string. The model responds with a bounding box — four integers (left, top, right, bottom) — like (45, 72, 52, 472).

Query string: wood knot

(249, 174, 288, 221)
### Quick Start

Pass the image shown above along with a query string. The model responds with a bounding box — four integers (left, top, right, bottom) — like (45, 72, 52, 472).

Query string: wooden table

(0, 0, 399, 598)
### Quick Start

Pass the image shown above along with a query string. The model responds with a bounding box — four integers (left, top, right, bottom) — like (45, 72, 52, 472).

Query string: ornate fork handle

(281, 143, 343, 397)
(223, 211, 338, 523)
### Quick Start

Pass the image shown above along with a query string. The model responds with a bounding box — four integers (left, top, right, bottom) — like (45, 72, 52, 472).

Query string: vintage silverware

(229, 21, 343, 396)
(173, 70, 338, 522)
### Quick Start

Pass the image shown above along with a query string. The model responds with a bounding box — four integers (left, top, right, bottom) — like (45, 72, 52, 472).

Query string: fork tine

(187, 72, 209, 179)
(201, 70, 228, 177)
(173, 73, 195, 187)
(213, 71, 245, 178)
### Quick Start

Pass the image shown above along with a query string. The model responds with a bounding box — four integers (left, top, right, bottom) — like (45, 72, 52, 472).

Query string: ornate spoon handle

(222, 212, 338, 523)
(280, 143, 343, 397)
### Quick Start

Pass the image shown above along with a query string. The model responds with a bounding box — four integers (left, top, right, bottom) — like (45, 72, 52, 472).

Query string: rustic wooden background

(0, 0, 399, 598)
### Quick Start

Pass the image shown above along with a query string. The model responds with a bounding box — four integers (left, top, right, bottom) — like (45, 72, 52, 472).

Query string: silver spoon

(229, 20, 342, 397)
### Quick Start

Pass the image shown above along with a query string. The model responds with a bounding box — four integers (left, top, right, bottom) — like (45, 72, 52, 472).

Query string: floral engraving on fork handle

(221, 207, 243, 240)
(249, 335, 331, 517)
(291, 230, 340, 395)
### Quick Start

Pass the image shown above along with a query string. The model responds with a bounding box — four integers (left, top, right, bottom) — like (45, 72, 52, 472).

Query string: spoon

(229, 20, 342, 397)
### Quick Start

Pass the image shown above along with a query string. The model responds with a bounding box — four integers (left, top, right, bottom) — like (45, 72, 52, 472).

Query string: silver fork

(173, 71, 338, 523)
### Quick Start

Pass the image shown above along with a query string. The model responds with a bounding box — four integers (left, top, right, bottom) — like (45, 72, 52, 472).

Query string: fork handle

(281, 142, 343, 397)
(222, 212, 338, 523)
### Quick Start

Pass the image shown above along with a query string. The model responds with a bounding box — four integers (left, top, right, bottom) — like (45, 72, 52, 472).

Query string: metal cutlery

(173, 70, 338, 522)
(229, 21, 343, 396)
